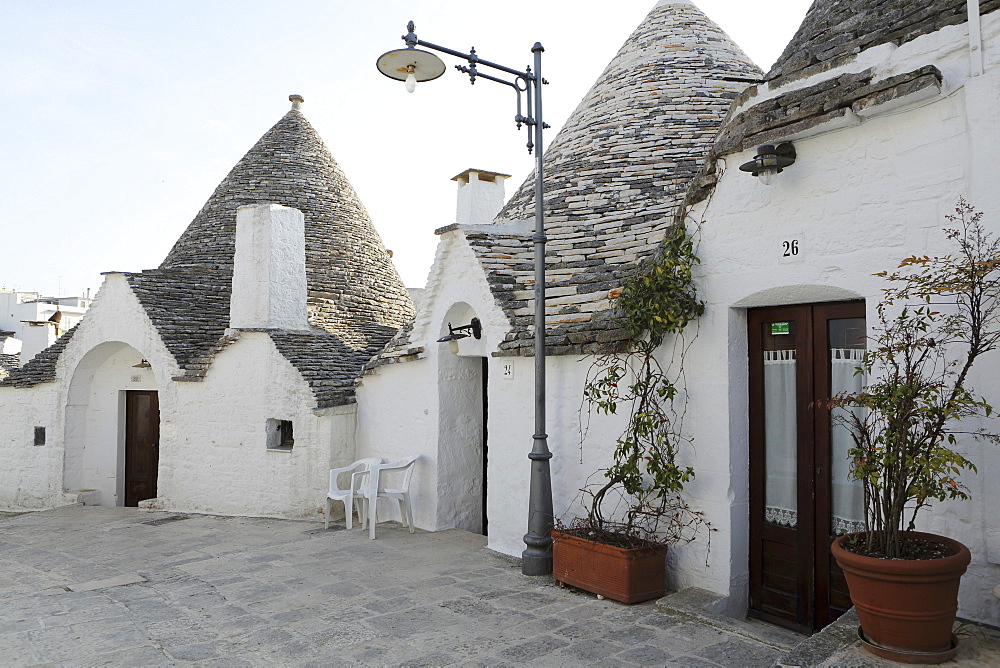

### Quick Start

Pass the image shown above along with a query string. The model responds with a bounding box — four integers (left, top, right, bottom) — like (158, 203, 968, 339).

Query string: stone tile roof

(0, 326, 76, 387)
(0, 354, 18, 381)
(0, 333, 16, 380)
(8, 105, 413, 405)
(138, 105, 412, 401)
(712, 64, 943, 156)
(269, 330, 379, 408)
(361, 321, 423, 374)
(766, 0, 1000, 85)
(467, 1, 760, 356)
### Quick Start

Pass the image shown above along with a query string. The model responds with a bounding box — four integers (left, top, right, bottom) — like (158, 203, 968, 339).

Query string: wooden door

(748, 302, 865, 632)
(125, 390, 159, 507)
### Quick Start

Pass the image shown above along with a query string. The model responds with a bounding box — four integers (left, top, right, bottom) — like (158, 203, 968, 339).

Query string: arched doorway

(64, 342, 160, 506)
(437, 303, 488, 534)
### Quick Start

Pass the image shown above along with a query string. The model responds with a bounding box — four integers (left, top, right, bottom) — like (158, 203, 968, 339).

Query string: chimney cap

(451, 168, 511, 183)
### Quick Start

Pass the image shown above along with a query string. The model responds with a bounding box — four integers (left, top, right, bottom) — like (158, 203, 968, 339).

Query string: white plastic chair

(325, 457, 382, 529)
(359, 456, 419, 540)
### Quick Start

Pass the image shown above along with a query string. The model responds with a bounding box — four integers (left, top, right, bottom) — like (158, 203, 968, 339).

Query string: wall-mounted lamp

(739, 142, 796, 185)
(436, 317, 482, 354)
(132, 359, 152, 369)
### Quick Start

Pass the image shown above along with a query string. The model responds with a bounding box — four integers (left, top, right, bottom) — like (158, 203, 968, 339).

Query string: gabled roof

(465, 0, 760, 355)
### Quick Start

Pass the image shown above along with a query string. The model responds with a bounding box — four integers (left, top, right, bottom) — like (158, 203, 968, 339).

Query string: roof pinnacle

(289, 94, 304, 110)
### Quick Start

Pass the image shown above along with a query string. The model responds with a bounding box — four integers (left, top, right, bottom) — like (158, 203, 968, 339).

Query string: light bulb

(405, 71, 417, 93)
(448, 338, 459, 355)
(759, 168, 777, 186)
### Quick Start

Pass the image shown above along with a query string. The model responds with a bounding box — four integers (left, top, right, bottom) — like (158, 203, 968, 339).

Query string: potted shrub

(553, 224, 710, 604)
(831, 200, 999, 663)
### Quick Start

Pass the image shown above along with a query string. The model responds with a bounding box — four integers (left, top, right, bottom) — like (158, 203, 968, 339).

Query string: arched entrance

(437, 303, 488, 534)
(64, 342, 160, 506)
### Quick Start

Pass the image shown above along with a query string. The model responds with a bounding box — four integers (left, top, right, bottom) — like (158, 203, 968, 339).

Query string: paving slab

(0, 506, 992, 666)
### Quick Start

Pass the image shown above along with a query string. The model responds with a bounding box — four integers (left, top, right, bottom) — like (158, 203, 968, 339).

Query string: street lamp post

(377, 22, 554, 575)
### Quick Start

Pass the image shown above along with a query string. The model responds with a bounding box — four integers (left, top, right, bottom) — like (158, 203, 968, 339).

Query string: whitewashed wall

(355, 227, 629, 555)
(0, 273, 357, 519)
(159, 331, 354, 518)
(680, 12, 1000, 623)
(0, 382, 62, 509)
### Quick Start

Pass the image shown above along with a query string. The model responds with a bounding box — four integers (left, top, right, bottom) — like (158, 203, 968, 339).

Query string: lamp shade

(376, 48, 446, 84)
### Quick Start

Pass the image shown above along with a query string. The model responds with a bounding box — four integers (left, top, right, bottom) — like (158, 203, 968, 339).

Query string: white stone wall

(355, 228, 629, 553)
(159, 331, 354, 518)
(0, 273, 357, 519)
(0, 382, 62, 509)
(680, 12, 1000, 624)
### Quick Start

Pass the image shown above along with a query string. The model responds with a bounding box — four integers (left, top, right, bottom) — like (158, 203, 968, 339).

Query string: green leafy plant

(836, 200, 1000, 559)
(575, 222, 708, 546)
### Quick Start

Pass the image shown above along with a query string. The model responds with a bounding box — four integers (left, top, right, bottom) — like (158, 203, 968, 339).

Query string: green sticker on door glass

(771, 321, 790, 335)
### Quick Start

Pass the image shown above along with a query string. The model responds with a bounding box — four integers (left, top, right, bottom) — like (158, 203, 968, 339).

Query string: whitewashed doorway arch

(436, 302, 488, 534)
(64, 341, 159, 506)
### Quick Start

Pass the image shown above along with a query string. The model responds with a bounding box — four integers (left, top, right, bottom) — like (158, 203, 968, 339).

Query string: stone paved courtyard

(0, 506, 997, 666)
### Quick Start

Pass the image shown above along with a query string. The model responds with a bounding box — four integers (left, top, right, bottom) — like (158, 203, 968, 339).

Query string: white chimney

(17, 323, 55, 366)
(453, 168, 510, 226)
(230, 203, 309, 330)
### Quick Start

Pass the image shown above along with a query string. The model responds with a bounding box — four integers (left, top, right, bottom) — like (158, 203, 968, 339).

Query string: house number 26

(782, 240, 799, 257)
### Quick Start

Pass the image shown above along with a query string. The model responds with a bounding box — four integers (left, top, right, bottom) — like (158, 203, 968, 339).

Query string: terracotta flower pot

(831, 532, 970, 663)
(551, 529, 666, 604)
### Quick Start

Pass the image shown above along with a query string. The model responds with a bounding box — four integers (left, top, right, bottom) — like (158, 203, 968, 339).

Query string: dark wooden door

(125, 390, 159, 507)
(748, 302, 866, 632)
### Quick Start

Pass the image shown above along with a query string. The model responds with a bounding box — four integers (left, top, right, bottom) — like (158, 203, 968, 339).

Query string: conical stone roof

(160, 104, 412, 349)
(121, 101, 412, 406)
(466, 0, 759, 355)
(2, 101, 413, 403)
(766, 0, 999, 84)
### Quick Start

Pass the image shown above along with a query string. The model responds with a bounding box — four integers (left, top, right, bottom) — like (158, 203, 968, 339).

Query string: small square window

(266, 419, 294, 450)
(34, 426, 46, 446)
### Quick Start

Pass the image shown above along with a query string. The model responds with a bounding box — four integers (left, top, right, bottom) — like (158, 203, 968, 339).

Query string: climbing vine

(575, 219, 709, 547)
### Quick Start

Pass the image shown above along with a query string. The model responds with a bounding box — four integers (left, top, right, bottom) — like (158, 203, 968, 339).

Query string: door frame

(123, 389, 160, 507)
(747, 300, 865, 632)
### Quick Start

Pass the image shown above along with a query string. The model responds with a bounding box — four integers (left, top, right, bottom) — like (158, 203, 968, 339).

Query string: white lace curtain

(830, 348, 865, 535)
(763, 348, 866, 534)
(764, 350, 797, 527)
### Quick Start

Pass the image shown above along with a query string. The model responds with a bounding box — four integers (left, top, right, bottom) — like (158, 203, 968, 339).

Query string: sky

(0, 1, 812, 297)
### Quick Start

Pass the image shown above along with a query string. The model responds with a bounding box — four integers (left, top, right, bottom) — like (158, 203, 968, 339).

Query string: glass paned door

(828, 319, 866, 536)
(749, 302, 866, 632)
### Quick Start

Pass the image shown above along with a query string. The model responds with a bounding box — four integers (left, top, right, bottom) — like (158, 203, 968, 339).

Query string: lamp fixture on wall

(437, 317, 482, 354)
(132, 359, 152, 369)
(739, 142, 796, 185)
